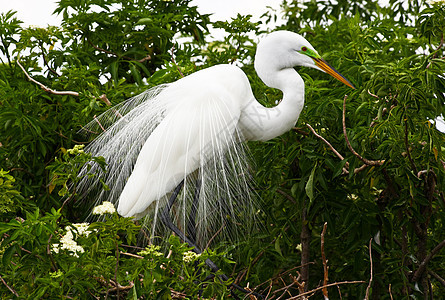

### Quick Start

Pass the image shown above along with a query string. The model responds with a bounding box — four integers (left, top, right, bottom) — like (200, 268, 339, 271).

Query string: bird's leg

(159, 181, 264, 299)
(186, 179, 201, 243)
(159, 180, 199, 250)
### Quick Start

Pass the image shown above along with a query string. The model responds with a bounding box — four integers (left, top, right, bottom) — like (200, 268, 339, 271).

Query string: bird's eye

(301, 46, 308, 52)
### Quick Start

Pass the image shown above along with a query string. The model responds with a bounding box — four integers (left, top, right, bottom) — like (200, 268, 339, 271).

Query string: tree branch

(0, 274, 19, 297)
(307, 123, 369, 174)
(364, 238, 373, 300)
(277, 188, 297, 204)
(288, 280, 366, 299)
(320, 222, 329, 299)
(306, 124, 348, 164)
(16, 59, 79, 96)
(412, 239, 445, 282)
(429, 270, 445, 287)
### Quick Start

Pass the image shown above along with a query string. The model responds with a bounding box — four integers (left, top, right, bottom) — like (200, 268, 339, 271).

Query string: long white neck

(239, 67, 305, 141)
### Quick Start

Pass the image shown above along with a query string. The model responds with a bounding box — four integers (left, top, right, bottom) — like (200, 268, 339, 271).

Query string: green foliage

(46, 144, 107, 197)
(0, 207, 228, 298)
(1, 0, 445, 298)
(0, 170, 24, 216)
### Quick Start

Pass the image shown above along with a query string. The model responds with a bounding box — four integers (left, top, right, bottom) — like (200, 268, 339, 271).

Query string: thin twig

(55, 131, 88, 144)
(307, 123, 370, 175)
(429, 270, 445, 287)
(107, 281, 134, 293)
(288, 280, 366, 299)
(120, 252, 144, 259)
(342, 95, 385, 166)
(121, 244, 145, 251)
(277, 188, 297, 204)
(367, 89, 379, 98)
(353, 164, 369, 174)
(321, 222, 329, 299)
(47, 233, 58, 272)
(265, 279, 274, 299)
(99, 94, 111, 106)
(306, 124, 348, 163)
(114, 241, 120, 299)
(0, 274, 19, 297)
(364, 238, 373, 300)
(204, 222, 225, 250)
(16, 59, 79, 96)
(389, 284, 394, 300)
(291, 273, 308, 299)
(93, 115, 106, 132)
(412, 239, 445, 282)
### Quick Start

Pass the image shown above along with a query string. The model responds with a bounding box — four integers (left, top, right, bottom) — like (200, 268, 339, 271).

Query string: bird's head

(255, 31, 355, 89)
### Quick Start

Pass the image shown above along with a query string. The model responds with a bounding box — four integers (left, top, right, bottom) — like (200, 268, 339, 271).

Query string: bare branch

(0, 274, 19, 297)
(17, 59, 79, 96)
(429, 270, 445, 287)
(99, 94, 111, 106)
(277, 188, 297, 204)
(353, 164, 369, 174)
(342, 95, 385, 166)
(119, 252, 144, 259)
(321, 222, 329, 299)
(412, 239, 445, 282)
(288, 280, 366, 299)
(204, 222, 225, 250)
(364, 238, 373, 300)
(307, 123, 370, 175)
(114, 241, 120, 299)
(306, 124, 348, 165)
(93, 115, 106, 132)
(367, 89, 379, 98)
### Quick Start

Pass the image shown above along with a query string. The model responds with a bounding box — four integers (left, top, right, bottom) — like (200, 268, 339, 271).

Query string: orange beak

(314, 57, 355, 89)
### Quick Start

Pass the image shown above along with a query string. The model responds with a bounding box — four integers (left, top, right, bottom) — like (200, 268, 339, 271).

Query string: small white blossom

(183, 251, 200, 263)
(70, 223, 92, 237)
(92, 201, 116, 215)
(51, 244, 60, 254)
(51, 224, 88, 258)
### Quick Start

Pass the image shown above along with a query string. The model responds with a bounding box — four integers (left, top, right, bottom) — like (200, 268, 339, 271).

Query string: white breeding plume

(77, 31, 354, 245)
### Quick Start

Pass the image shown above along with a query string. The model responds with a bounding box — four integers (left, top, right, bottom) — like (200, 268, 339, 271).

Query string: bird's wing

(117, 84, 242, 218)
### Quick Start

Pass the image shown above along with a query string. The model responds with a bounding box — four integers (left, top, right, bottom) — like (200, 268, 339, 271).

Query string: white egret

(78, 30, 354, 247)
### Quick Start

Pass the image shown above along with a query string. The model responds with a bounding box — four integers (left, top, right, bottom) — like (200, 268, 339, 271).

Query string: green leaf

(305, 163, 317, 203)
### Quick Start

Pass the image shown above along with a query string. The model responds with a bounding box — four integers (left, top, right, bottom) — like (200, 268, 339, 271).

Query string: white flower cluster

(92, 201, 116, 215)
(66, 144, 85, 155)
(183, 251, 200, 263)
(138, 245, 164, 257)
(52, 223, 92, 258)
(427, 0, 445, 5)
